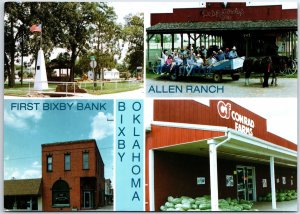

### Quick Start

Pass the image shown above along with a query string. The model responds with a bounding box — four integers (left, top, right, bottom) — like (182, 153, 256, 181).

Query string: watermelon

(167, 196, 174, 203)
(181, 203, 192, 211)
(175, 207, 185, 211)
(165, 202, 175, 208)
(172, 198, 182, 204)
(241, 204, 252, 210)
(160, 205, 167, 211)
(191, 204, 198, 209)
(199, 203, 211, 210)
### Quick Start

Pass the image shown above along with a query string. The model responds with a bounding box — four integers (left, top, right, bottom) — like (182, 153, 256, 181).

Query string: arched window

(52, 180, 70, 207)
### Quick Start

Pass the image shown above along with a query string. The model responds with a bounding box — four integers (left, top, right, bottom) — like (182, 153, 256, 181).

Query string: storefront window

(52, 180, 70, 207)
(47, 155, 52, 172)
(64, 154, 70, 171)
(83, 152, 89, 169)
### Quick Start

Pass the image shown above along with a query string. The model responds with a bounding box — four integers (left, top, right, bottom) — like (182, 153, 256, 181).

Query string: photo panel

(4, 99, 114, 211)
(145, 98, 297, 211)
(145, 1, 297, 98)
(4, 1, 144, 98)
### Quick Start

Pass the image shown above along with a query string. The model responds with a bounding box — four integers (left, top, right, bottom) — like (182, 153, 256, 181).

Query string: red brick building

(42, 139, 105, 211)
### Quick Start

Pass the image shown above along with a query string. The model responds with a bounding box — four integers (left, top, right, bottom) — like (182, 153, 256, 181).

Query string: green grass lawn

(80, 81, 143, 95)
(4, 81, 143, 97)
(4, 82, 56, 96)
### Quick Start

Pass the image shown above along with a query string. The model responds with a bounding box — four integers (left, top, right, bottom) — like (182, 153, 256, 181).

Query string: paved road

(146, 77, 297, 97)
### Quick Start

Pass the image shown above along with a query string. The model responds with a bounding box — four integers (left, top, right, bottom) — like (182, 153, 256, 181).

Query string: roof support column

(147, 34, 150, 62)
(149, 149, 155, 211)
(171, 34, 174, 51)
(208, 139, 219, 211)
(188, 33, 191, 46)
(270, 156, 277, 209)
(160, 34, 163, 52)
(180, 33, 183, 49)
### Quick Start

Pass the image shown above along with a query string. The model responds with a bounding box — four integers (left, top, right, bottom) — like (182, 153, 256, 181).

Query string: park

(4, 2, 144, 97)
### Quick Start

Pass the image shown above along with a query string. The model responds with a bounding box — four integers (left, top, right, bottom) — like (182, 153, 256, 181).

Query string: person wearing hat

(225, 48, 230, 59)
(229, 46, 238, 59)
(215, 49, 225, 61)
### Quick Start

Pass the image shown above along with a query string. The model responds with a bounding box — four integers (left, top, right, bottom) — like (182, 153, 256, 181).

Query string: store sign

(226, 175, 234, 187)
(197, 177, 205, 185)
(201, 8, 245, 21)
(217, 101, 255, 136)
(262, 179, 267, 188)
(282, 177, 286, 185)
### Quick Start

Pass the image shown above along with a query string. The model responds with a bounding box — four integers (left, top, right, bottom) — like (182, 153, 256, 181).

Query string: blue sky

(4, 99, 114, 183)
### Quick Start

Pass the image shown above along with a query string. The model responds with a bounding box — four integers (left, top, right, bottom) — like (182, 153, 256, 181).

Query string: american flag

(30, 24, 42, 33)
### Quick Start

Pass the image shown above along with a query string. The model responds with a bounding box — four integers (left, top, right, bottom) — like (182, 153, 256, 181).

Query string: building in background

(4, 178, 42, 211)
(105, 179, 113, 205)
(42, 139, 105, 211)
(104, 69, 120, 80)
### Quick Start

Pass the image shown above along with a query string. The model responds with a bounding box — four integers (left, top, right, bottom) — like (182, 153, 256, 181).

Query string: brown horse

(243, 56, 289, 87)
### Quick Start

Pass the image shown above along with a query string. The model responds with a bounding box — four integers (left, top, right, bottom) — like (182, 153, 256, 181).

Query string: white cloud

(5, 164, 41, 180)
(21, 169, 41, 179)
(4, 167, 20, 180)
(4, 107, 43, 130)
(32, 161, 41, 168)
(89, 112, 114, 141)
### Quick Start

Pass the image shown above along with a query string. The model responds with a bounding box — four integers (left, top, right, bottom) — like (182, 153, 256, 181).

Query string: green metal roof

(147, 19, 297, 34)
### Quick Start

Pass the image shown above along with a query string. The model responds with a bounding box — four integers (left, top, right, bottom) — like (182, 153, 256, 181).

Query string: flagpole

(40, 23, 42, 50)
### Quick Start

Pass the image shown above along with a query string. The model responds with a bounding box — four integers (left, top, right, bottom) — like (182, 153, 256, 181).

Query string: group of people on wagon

(154, 45, 238, 76)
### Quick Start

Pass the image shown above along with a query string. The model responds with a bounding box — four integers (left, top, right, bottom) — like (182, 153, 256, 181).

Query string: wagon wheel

(285, 60, 297, 75)
(231, 74, 240, 81)
(213, 72, 222, 83)
(170, 71, 177, 81)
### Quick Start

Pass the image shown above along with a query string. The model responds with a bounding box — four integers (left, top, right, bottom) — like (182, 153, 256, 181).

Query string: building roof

(42, 139, 96, 147)
(147, 19, 297, 34)
(4, 178, 42, 196)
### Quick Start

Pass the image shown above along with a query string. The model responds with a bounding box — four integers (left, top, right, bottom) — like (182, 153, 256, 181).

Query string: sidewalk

(95, 205, 113, 211)
(252, 200, 297, 211)
(4, 88, 144, 99)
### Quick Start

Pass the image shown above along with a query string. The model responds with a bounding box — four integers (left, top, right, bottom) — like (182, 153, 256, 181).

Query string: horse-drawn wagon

(169, 57, 245, 83)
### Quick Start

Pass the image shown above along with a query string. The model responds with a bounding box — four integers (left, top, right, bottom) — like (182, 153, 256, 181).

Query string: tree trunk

(4, 53, 10, 83)
(8, 19, 15, 87)
(69, 50, 77, 82)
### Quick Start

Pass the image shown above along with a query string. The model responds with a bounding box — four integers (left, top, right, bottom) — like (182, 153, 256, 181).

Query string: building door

(236, 166, 256, 201)
(83, 191, 93, 208)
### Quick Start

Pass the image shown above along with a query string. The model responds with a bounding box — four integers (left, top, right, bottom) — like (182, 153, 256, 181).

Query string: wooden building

(146, 2, 297, 66)
(145, 100, 297, 211)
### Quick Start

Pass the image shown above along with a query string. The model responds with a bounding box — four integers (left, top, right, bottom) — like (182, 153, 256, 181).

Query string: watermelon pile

(258, 189, 297, 202)
(160, 196, 254, 211)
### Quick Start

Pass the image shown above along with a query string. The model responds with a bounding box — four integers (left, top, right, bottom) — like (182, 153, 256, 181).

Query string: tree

(4, 2, 121, 85)
(4, 2, 62, 87)
(122, 13, 144, 72)
(75, 51, 116, 78)
(5, 2, 30, 87)
(93, 3, 121, 82)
